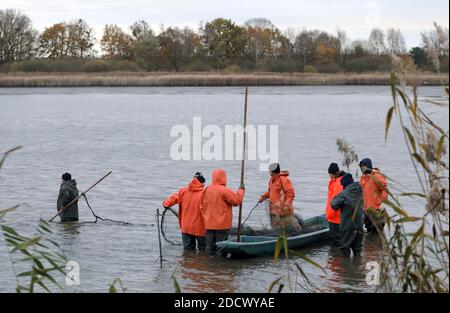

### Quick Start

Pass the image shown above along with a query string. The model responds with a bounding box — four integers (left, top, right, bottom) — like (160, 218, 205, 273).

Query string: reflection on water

(178, 252, 238, 293)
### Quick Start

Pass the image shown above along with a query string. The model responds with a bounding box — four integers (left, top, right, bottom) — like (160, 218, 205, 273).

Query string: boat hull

(217, 214, 330, 257)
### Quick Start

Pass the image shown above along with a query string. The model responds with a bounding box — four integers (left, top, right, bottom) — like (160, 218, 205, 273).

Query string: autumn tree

(243, 18, 275, 63)
(315, 43, 335, 64)
(66, 19, 95, 57)
(39, 23, 67, 58)
(39, 19, 95, 58)
(202, 18, 245, 70)
(158, 26, 200, 71)
(101, 24, 134, 60)
(294, 29, 338, 69)
(130, 20, 159, 70)
(267, 29, 293, 71)
(0, 9, 37, 64)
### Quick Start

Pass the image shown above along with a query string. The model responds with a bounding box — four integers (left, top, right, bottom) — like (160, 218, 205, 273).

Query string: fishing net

(159, 200, 326, 246)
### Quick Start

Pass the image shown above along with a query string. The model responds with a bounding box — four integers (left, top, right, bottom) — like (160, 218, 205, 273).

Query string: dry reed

(0, 72, 447, 87)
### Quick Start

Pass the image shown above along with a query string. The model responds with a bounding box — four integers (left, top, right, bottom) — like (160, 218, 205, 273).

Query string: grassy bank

(0, 72, 447, 87)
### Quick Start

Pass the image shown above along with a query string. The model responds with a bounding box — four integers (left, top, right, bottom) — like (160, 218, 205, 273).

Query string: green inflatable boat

(217, 214, 330, 257)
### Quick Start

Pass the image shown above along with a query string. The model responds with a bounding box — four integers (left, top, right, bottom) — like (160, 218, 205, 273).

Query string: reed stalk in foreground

(375, 62, 449, 292)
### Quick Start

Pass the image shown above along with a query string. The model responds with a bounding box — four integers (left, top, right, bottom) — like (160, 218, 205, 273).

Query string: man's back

(57, 179, 79, 221)
(331, 182, 364, 231)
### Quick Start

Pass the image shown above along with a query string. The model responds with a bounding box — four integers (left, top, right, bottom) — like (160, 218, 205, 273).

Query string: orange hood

(212, 169, 227, 186)
(188, 177, 204, 192)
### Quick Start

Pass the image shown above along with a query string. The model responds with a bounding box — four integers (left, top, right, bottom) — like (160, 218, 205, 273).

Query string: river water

(0, 86, 448, 293)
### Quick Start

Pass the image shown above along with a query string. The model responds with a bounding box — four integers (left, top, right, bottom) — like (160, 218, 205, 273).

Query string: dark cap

(328, 163, 340, 174)
(62, 172, 72, 181)
(268, 163, 281, 174)
(194, 172, 206, 184)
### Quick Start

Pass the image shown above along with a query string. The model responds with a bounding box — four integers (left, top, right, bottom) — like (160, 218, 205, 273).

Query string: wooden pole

(156, 208, 163, 268)
(49, 171, 112, 222)
(237, 87, 248, 242)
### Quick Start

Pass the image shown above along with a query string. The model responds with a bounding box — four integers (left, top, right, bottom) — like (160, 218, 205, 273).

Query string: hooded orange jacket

(261, 171, 295, 216)
(162, 178, 205, 237)
(200, 169, 245, 230)
(360, 169, 388, 211)
(326, 174, 344, 224)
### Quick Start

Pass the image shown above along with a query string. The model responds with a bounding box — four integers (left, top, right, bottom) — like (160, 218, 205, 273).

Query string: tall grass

(375, 63, 449, 292)
(1, 147, 68, 293)
(0, 72, 447, 87)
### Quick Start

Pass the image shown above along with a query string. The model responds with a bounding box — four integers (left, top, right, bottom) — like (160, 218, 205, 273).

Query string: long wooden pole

(237, 87, 248, 242)
(156, 208, 163, 268)
(49, 171, 112, 222)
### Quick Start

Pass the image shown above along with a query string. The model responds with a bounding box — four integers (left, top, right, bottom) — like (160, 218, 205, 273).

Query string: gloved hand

(259, 195, 266, 203)
(281, 205, 291, 215)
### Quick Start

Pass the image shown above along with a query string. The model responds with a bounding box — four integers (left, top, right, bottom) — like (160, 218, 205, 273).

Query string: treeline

(1, 9, 449, 73)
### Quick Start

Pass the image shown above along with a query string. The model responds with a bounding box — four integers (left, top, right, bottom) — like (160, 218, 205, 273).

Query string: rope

(81, 194, 154, 227)
(160, 207, 181, 246)
(241, 201, 262, 227)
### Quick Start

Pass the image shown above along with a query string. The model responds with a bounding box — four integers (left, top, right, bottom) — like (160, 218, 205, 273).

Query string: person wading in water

(57, 172, 79, 222)
(259, 163, 301, 233)
(326, 163, 346, 246)
(359, 158, 388, 234)
(163, 172, 207, 251)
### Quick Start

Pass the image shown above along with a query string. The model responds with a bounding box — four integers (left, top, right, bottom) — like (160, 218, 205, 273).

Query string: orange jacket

(360, 169, 388, 211)
(201, 169, 245, 230)
(326, 174, 344, 224)
(261, 171, 295, 216)
(162, 178, 205, 237)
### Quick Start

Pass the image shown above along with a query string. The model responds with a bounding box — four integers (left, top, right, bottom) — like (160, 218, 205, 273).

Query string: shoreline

(0, 72, 447, 87)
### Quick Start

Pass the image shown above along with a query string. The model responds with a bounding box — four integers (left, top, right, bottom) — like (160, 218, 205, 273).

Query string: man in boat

(201, 169, 245, 255)
(258, 163, 301, 233)
(359, 158, 388, 234)
(163, 172, 207, 250)
(57, 172, 79, 222)
(331, 173, 364, 257)
(326, 163, 345, 245)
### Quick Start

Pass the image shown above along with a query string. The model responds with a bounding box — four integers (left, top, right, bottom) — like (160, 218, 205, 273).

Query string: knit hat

(341, 173, 354, 188)
(194, 172, 206, 184)
(62, 172, 72, 181)
(268, 163, 281, 174)
(328, 162, 340, 174)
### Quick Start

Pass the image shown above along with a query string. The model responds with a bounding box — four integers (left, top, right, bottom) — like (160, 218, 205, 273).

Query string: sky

(1, 0, 449, 48)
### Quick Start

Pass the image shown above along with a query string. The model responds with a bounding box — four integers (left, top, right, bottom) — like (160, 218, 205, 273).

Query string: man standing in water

(57, 173, 79, 222)
(326, 163, 345, 245)
(163, 172, 207, 250)
(331, 173, 364, 257)
(259, 163, 301, 232)
(201, 169, 245, 255)
(359, 158, 388, 234)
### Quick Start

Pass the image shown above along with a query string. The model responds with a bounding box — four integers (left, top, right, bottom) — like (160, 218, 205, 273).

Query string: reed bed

(0, 72, 447, 87)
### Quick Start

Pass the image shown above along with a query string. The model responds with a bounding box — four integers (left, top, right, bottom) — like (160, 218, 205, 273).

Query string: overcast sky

(1, 0, 449, 47)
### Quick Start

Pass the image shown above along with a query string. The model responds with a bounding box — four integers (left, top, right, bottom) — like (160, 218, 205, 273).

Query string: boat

(216, 214, 330, 257)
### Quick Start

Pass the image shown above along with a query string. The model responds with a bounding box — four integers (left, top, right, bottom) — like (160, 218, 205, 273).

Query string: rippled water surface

(0, 86, 448, 292)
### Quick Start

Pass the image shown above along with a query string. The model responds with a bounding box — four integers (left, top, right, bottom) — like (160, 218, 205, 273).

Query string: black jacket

(57, 179, 79, 221)
(330, 182, 364, 232)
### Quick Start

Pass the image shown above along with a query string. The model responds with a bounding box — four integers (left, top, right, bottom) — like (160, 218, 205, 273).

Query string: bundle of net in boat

(160, 201, 325, 246)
